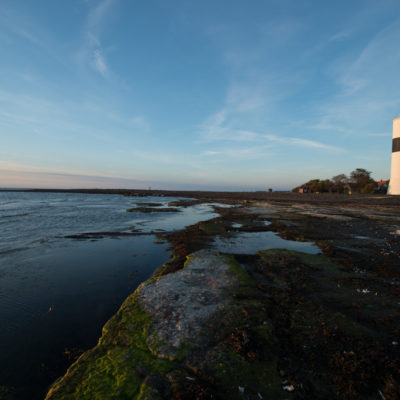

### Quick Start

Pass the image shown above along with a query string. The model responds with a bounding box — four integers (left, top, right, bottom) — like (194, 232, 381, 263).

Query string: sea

(0, 191, 219, 400)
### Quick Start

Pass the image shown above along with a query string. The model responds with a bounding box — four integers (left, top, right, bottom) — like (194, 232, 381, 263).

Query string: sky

(1, 0, 400, 190)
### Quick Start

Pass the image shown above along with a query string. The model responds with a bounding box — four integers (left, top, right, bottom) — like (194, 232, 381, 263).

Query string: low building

(377, 179, 389, 193)
(298, 185, 309, 194)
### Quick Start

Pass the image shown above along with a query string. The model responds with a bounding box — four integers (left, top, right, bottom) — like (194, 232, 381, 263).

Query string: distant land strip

(1, 188, 400, 206)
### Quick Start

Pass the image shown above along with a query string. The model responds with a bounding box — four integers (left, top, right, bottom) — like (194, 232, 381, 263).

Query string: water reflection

(212, 231, 320, 255)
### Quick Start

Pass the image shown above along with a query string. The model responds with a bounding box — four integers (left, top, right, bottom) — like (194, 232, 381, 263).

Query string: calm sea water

(0, 192, 219, 400)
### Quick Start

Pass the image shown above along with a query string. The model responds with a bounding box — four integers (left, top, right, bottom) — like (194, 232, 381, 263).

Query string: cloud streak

(201, 111, 341, 151)
(92, 48, 108, 77)
(0, 89, 150, 146)
(78, 0, 116, 78)
(312, 17, 400, 135)
(202, 145, 272, 160)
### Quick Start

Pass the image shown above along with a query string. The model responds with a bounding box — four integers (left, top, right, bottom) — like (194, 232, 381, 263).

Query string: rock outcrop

(45, 250, 278, 399)
(137, 251, 233, 355)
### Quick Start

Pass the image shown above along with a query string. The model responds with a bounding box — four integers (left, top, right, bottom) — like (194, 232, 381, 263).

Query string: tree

(360, 182, 376, 194)
(349, 168, 375, 193)
(319, 179, 334, 193)
(294, 179, 333, 193)
(331, 174, 348, 193)
(308, 179, 322, 193)
(292, 168, 378, 194)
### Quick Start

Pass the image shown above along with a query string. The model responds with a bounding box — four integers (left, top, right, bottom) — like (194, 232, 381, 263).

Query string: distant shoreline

(1, 187, 400, 206)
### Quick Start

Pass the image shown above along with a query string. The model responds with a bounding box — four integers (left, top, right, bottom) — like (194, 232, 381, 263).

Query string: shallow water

(0, 192, 219, 399)
(212, 230, 320, 255)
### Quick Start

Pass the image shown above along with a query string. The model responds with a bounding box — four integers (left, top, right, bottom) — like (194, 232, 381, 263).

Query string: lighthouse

(388, 116, 400, 195)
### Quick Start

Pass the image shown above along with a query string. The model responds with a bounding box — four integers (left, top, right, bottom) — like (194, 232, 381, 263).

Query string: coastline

(43, 198, 400, 399)
(3, 188, 400, 207)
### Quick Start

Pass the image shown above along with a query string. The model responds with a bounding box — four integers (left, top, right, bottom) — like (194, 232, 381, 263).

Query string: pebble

(356, 288, 370, 294)
(283, 384, 295, 392)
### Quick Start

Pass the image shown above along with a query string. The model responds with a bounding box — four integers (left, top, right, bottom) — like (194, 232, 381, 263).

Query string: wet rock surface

(167, 199, 205, 207)
(64, 231, 154, 239)
(138, 251, 233, 354)
(133, 202, 163, 207)
(126, 207, 181, 213)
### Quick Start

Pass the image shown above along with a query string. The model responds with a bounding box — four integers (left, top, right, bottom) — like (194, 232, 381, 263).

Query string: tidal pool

(212, 230, 320, 255)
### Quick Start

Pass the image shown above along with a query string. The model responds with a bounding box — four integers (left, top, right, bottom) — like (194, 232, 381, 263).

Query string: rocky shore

(44, 197, 400, 400)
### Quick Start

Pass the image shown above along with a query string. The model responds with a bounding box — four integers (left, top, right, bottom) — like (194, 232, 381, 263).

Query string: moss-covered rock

(45, 251, 285, 400)
(45, 292, 174, 400)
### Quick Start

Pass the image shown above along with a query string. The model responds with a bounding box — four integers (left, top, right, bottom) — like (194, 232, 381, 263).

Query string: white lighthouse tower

(388, 116, 400, 195)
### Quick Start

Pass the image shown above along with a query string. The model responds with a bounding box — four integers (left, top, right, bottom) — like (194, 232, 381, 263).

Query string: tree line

(292, 168, 386, 194)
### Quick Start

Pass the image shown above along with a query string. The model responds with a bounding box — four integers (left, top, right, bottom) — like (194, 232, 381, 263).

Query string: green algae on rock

(45, 250, 285, 400)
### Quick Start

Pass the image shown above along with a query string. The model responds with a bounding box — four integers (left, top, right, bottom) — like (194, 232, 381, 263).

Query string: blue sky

(1, 0, 400, 190)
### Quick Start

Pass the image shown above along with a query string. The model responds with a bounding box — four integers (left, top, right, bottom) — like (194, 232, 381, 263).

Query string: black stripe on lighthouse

(393, 138, 400, 152)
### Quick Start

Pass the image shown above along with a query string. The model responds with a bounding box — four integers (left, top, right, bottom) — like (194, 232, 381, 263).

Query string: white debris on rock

(283, 384, 295, 392)
(299, 211, 353, 221)
(357, 288, 371, 294)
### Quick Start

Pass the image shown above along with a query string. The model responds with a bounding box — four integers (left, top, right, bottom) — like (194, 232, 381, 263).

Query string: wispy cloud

(0, 160, 98, 177)
(288, 137, 339, 150)
(127, 116, 150, 132)
(0, 3, 61, 62)
(78, 0, 116, 78)
(87, 0, 115, 30)
(304, 29, 353, 58)
(313, 18, 400, 134)
(201, 111, 341, 151)
(0, 4, 43, 46)
(92, 48, 108, 77)
(261, 132, 341, 151)
(225, 81, 268, 113)
(0, 165, 148, 189)
(330, 30, 351, 42)
(13, 27, 42, 46)
(201, 145, 272, 159)
(198, 14, 339, 154)
(310, 122, 391, 138)
(85, 103, 151, 132)
(0, 89, 150, 144)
